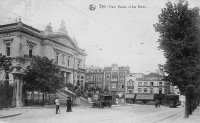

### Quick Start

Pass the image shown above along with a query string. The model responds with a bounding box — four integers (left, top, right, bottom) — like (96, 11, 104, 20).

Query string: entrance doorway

(0, 81, 13, 108)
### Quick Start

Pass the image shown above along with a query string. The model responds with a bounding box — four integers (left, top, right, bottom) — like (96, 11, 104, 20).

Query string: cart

(91, 95, 112, 108)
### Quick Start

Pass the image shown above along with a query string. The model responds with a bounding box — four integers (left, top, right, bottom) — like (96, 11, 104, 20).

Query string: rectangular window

(138, 88, 142, 93)
(78, 60, 81, 68)
(129, 90, 133, 93)
(6, 42, 11, 56)
(89, 76, 93, 81)
(144, 88, 148, 93)
(138, 82, 142, 86)
(93, 75, 96, 81)
(67, 56, 70, 67)
(159, 82, 162, 86)
(144, 82, 148, 86)
(159, 88, 162, 94)
(62, 54, 65, 64)
(111, 83, 117, 89)
(150, 88, 153, 93)
(55, 52, 59, 64)
(150, 82, 154, 86)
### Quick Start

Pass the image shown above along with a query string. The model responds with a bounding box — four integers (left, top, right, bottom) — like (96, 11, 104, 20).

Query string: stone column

(13, 75, 23, 107)
(19, 77, 23, 106)
(73, 72, 77, 85)
(12, 81, 17, 107)
(69, 72, 73, 84)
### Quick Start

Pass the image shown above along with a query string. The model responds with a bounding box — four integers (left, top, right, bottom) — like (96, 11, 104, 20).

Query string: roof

(0, 22, 41, 33)
(136, 94, 154, 100)
(125, 93, 135, 98)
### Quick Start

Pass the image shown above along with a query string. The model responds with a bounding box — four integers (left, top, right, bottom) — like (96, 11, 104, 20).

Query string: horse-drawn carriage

(91, 94, 112, 108)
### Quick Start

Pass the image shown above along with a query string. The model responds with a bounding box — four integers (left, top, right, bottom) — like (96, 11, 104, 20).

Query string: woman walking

(66, 97, 72, 112)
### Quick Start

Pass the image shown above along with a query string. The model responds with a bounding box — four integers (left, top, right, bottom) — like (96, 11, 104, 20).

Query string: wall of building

(104, 64, 130, 96)
(85, 67, 104, 90)
(135, 80, 166, 94)
(125, 74, 136, 94)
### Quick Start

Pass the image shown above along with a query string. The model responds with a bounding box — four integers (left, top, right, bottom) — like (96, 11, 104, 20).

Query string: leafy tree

(154, 0, 200, 93)
(0, 54, 12, 75)
(23, 56, 65, 105)
(0, 54, 12, 108)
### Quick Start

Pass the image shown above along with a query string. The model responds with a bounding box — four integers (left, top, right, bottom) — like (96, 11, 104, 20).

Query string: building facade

(136, 77, 168, 94)
(85, 66, 104, 90)
(125, 73, 170, 103)
(0, 21, 86, 107)
(125, 73, 136, 94)
(125, 73, 136, 103)
(104, 64, 130, 96)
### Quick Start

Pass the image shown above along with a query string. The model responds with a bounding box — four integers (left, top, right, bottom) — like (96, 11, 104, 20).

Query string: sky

(0, 0, 199, 74)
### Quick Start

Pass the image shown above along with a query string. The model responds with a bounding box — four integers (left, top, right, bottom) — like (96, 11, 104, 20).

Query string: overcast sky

(0, 0, 199, 74)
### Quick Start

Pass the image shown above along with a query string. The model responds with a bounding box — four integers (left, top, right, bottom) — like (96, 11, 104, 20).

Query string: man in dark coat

(66, 97, 72, 112)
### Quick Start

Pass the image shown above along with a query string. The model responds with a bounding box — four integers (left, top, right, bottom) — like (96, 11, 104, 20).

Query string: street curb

(153, 110, 184, 123)
(0, 113, 21, 119)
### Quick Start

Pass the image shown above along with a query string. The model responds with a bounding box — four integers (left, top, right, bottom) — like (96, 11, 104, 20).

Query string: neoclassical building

(0, 20, 86, 107)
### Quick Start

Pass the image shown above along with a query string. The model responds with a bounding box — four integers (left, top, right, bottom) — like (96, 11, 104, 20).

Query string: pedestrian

(155, 100, 158, 108)
(55, 97, 60, 114)
(66, 97, 72, 112)
(158, 100, 161, 107)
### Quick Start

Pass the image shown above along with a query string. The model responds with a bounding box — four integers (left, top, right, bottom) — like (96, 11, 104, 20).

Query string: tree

(23, 56, 65, 105)
(0, 54, 12, 108)
(154, 0, 200, 93)
(0, 54, 12, 75)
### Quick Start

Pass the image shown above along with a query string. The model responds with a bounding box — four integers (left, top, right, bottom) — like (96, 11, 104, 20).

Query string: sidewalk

(0, 108, 21, 119)
(0, 105, 57, 119)
(168, 106, 200, 123)
(0, 105, 88, 119)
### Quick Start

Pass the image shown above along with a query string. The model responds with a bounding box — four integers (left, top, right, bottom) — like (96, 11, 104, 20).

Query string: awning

(125, 94, 135, 98)
(136, 94, 154, 100)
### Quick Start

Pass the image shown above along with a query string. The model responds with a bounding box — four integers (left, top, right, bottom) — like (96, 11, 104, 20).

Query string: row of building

(85, 64, 174, 103)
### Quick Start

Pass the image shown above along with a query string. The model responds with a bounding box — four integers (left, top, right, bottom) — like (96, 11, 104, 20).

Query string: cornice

(0, 24, 42, 39)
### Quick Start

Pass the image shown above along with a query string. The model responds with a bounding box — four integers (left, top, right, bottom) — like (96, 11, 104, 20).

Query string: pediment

(52, 36, 77, 49)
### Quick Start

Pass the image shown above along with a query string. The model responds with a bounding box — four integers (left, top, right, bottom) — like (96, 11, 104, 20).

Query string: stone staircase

(58, 88, 89, 106)
(79, 96, 90, 106)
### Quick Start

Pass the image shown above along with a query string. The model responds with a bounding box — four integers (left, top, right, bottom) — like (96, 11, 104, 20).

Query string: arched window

(29, 45, 34, 57)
